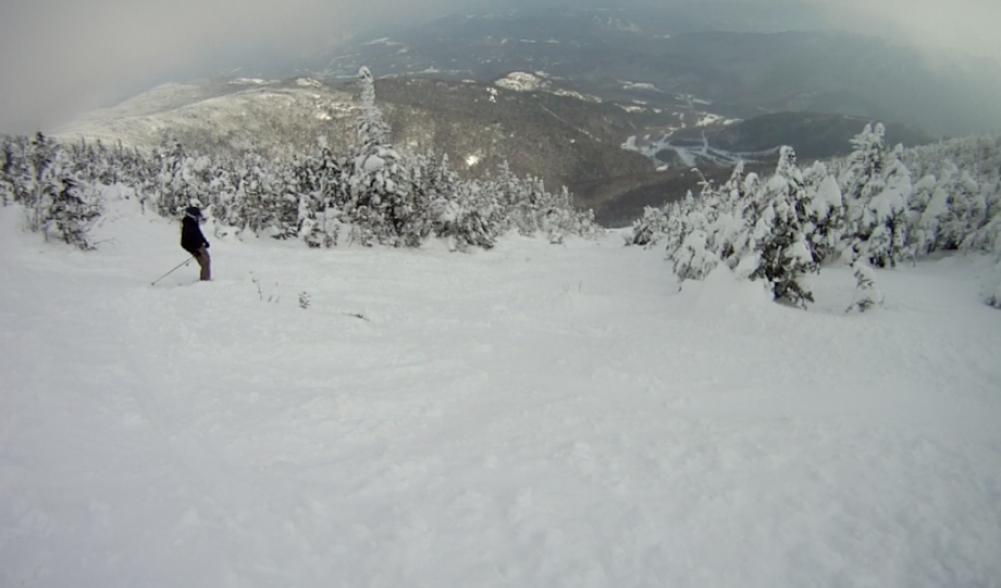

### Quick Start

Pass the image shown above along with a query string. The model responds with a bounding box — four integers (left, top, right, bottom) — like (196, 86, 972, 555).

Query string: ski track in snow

(2, 202, 1000, 587)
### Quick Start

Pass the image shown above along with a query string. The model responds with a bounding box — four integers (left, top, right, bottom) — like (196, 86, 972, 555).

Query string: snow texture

(2, 202, 1001, 587)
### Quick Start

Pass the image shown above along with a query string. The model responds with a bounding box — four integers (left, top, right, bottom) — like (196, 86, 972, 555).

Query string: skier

(180, 206, 211, 281)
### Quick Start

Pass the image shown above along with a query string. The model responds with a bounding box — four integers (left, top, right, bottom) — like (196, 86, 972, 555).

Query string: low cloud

(1, 0, 998, 134)
(0, 0, 472, 133)
(808, 0, 1001, 61)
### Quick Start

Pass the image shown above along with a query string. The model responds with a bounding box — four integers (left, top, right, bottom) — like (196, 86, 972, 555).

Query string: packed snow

(2, 200, 1001, 587)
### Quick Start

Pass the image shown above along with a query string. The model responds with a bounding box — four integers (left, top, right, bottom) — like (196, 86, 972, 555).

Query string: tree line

(0, 67, 599, 252)
(1, 70, 998, 309)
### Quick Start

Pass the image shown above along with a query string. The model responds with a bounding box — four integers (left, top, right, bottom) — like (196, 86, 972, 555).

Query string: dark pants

(195, 246, 211, 281)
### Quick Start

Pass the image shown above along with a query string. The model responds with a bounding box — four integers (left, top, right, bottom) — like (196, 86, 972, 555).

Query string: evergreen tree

(860, 146, 911, 267)
(1, 138, 14, 206)
(345, 66, 415, 246)
(25, 132, 60, 233)
(153, 139, 216, 219)
(630, 202, 674, 247)
(846, 262, 884, 313)
(908, 173, 940, 257)
(806, 171, 846, 265)
(711, 163, 753, 267)
(670, 173, 720, 280)
(434, 178, 498, 251)
(45, 173, 103, 250)
(748, 147, 819, 307)
(18, 133, 102, 249)
(840, 124, 911, 267)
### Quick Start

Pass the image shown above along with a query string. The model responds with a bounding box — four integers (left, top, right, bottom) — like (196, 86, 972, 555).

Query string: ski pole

(151, 256, 195, 286)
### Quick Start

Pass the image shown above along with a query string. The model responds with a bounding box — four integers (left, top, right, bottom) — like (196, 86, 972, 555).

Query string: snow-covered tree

(900, 135, 1001, 259)
(748, 146, 820, 307)
(1, 137, 15, 206)
(839, 124, 912, 267)
(908, 173, 940, 256)
(846, 262, 884, 313)
(629, 203, 673, 247)
(859, 146, 911, 267)
(44, 173, 103, 250)
(713, 163, 757, 267)
(807, 171, 846, 265)
(669, 175, 720, 280)
(18, 133, 102, 249)
(672, 228, 719, 281)
(432, 178, 498, 251)
(344, 66, 416, 246)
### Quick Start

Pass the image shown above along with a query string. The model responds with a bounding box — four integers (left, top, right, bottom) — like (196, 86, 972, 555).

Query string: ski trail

(116, 283, 337, 585)
(5, 208, 1001, 587)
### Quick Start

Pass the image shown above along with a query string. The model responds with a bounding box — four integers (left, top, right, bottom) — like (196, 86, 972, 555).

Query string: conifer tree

(1, 138, 14, 206)
(806, 166, 846, 265)
(346, 66, 414, 246)
(670, 173, 719, 280)
(840, 124, 912, 267)
(629, 203, 673, 247)
(26, 132, 59, 233)
(18, 133, 102, 249)
(861, 146, 911, 267)
(749, 146, 819, 307)
(846, 262, 884, 313)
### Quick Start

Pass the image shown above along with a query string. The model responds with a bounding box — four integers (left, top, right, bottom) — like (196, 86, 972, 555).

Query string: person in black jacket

(180, 206, 211, 281)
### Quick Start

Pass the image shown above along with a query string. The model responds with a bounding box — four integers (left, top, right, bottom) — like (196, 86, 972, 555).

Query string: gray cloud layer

(0, 0, 474, 132)
(1, 0, 998, 133)
(811, 0, 1001, 60)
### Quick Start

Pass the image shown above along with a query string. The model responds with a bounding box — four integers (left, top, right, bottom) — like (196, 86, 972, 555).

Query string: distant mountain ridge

(54, 6, 997, 225)
(53, 73, 941, 226)
(305, 6, 1001, 137)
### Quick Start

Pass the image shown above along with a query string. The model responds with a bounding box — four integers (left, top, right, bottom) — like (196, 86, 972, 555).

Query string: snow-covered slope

(54, 79, 357, 157)
(2, 200, 1000, 587)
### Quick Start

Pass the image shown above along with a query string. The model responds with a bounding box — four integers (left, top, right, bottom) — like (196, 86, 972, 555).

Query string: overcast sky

(1, 0, 999, 134)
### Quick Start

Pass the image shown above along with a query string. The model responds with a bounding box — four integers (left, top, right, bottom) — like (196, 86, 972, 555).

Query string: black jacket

(181, 216, 209, 256)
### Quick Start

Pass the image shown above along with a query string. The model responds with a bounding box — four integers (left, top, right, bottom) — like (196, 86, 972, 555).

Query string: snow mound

(675, 265, 773, 317)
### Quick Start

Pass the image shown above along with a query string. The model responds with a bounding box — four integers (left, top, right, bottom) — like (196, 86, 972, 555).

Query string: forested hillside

(1, 68, 598, 253)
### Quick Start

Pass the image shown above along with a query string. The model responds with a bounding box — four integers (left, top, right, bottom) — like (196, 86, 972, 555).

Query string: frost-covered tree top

(840, 123, 888, 202)
(356, 66, 391, 154)
(775, 146, 801, 183)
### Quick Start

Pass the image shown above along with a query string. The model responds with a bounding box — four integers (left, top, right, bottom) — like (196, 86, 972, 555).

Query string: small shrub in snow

(42, 178, 103, 250)
(251, 274, 280, 303)
(629, 204, 671, 247)
(985, 282, 1001, 309)
(672, 228, 719, 281)
(985, 257, 1001, 309)
(846, 262, 884, 313)
(431, 180, 498, 251)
